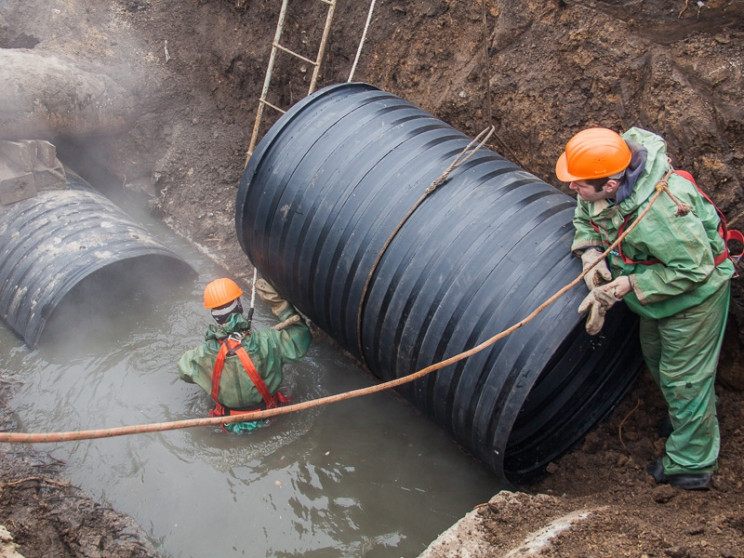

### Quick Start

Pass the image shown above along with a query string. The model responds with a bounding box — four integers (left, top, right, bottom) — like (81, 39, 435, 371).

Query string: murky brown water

(0, 223, 502, 557)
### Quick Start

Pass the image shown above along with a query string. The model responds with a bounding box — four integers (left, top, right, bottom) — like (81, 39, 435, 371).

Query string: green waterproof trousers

(639, 281, 730, 475)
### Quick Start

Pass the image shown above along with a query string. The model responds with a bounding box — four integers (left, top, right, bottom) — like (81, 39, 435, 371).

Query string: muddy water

(0, 223, 501, 557)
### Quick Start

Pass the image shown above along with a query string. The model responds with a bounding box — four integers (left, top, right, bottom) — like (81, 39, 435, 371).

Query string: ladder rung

(273, 42, 318, 66)
(259, 98, 287, 114)
(246, 0, 337, 165)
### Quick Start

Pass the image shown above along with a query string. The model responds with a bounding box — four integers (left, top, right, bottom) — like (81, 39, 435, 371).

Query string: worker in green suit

(178, 277, 312, 433)
(556, 126, 734, 490)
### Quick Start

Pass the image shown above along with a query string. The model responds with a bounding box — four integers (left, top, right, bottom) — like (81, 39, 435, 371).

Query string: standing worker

(177, 277, 312, 433)
(556, 126, 735, 490)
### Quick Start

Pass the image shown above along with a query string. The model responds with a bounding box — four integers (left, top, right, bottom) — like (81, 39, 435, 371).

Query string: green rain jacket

(571, 127, 735, 319)
(177, 306, 312, 410)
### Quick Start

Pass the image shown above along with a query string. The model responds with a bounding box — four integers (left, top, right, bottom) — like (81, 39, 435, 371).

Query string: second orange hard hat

(555, 127, 631, 182)
(203, 277, 243, 309)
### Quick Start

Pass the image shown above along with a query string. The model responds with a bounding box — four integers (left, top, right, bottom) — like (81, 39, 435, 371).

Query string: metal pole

(348, 0, 377, 82)
(309, 0, 337, 93)
(246, 267, 258, 330)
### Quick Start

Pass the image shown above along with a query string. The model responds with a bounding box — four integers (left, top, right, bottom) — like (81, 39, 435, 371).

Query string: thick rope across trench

(0, 169, 679, 444)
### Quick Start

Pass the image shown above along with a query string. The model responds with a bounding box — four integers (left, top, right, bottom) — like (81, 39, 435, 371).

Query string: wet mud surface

(0, 387, 158, 557)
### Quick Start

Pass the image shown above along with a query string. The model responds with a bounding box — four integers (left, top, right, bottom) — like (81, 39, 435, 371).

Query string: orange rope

(0, 179, 669, 444)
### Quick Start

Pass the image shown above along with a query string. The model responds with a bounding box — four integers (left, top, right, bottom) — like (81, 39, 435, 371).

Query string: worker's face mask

(211, 298, 244, 324)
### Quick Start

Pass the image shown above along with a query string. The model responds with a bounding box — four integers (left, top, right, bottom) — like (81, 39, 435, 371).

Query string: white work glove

(578, 287, 622, 335)
(255, 279, 289, 316)
(580, 248, 612, 290)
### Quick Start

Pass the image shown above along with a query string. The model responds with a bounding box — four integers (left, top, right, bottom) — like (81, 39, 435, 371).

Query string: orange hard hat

(555, 127, 632, 182)
(203, 278, 243, 309)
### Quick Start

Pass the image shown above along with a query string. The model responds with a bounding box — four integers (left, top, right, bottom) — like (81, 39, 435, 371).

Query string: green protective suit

(177, 305, 312, 431)
(571, 127, 734, 475)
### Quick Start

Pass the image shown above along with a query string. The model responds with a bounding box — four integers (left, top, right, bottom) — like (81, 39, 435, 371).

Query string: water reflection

(0, 225, 501, 557)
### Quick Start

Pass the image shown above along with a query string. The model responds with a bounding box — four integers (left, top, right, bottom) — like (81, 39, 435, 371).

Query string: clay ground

(1, 0, 744, 556)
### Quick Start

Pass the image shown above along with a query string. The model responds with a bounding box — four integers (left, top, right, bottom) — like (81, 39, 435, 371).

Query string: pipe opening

(503, 311, 642, 484)
(41, 254, 195, 347)
(0, 165, 196, 347)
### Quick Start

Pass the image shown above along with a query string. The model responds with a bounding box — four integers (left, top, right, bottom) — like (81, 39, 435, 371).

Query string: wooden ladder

(246, 0, 337, 160)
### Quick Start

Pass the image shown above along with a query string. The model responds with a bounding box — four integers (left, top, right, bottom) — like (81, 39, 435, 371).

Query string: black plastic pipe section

(0, 175, 195, 347)
(236, 83, 643, 485)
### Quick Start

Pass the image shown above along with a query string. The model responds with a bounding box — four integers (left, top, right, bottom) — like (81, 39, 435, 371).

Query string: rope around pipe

(0, 170, 679, 444)
(355, 125, 495, 366)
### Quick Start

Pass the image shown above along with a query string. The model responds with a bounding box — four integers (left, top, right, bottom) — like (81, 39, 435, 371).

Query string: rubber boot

(646, 459, 712, 490)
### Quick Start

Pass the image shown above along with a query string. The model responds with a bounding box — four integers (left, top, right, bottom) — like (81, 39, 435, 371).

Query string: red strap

(226, 392, 291, 417)
(232, 342, 278, 409)
(210, 337, 279, 416)
(726, 229, 744, 260)
(674, 170, 743, 262)
(589, 218, 660, 266)
(588, 170, 743, 266)
(615, 215, 661, 266)
(210, 342, 230, 417)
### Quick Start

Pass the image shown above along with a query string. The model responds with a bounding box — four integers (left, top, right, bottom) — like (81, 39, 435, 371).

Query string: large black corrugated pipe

(0, 175, 195, 347)
(236, 83, 643, 485)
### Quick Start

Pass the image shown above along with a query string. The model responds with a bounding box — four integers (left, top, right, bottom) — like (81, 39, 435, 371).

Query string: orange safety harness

(209, 334, 289, 421)
(590, 169, 744, 267)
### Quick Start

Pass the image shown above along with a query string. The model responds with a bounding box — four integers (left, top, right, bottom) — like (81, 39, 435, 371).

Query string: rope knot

(427, 174, 448, 194)
(656, 169, 692, 217)
(673, 203, 693, 217)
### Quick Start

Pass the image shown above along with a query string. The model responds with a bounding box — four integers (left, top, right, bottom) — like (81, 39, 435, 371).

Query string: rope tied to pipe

(425, 126, 495, 193)
(0, 154, 683, 445)
(355, 125, 495, 366)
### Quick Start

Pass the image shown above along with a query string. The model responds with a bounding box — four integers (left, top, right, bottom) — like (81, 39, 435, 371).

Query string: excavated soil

(1, 0, 744, 556)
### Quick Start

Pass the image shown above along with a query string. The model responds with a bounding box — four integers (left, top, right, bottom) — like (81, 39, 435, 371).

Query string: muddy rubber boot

(646, 459, 712, 490)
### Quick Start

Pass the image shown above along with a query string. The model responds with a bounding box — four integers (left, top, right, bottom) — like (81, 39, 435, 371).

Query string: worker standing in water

(177, 277, 312, 433)
(556, 127, 735, 490)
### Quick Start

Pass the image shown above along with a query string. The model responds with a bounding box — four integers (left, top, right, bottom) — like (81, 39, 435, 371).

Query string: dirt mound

(0, 387, 158, 558)
(424, 373, 744, 557)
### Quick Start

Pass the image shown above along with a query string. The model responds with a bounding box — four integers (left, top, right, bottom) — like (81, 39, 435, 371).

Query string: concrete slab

(0, 165, 37, 205)
(0, 140, 66, 205)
